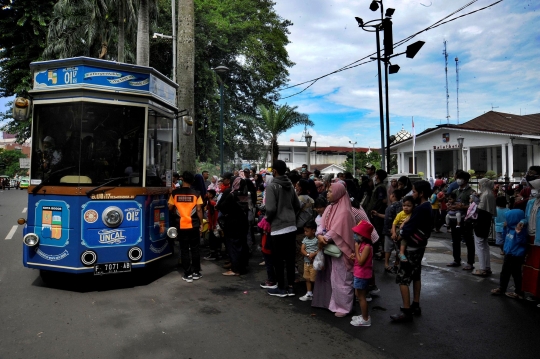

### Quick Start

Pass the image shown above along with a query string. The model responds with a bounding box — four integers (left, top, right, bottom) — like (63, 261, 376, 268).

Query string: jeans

(263, 252, 276, 283)
(499, 255, 524, 294)
(271, 231, 296, 289)
(450, 220, 475, 265)
(178, 228, 201, 276)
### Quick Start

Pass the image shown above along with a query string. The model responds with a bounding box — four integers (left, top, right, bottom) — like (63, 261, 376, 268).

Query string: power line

(278, 0, 503, 99)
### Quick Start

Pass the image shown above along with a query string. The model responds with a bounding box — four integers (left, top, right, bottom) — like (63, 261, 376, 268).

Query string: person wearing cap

(364, 163, 376, 182)
(350, 220, 374, 327)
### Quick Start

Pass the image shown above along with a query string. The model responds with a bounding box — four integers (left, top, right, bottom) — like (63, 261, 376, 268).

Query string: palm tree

(136, 0, 149, 66)
(254, 104, 313, 165)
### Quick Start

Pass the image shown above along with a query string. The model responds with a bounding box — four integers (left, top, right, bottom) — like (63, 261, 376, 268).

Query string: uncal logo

(98, 229, 127, 244)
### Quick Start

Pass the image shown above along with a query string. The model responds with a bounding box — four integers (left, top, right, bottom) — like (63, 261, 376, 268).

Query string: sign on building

(19, 158, 30, 169)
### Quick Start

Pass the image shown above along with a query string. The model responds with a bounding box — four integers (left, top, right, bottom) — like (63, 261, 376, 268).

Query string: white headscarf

(478, 178, 496, 216)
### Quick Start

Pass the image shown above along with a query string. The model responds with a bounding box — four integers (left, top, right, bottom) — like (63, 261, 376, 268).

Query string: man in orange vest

(168, 171, 204, 283)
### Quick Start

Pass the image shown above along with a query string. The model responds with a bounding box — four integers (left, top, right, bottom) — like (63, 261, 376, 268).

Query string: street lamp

(305, 131, 313, 171)
(213, 65, 229, 175)
(359, 1, 425, 173)
(349, 140, 357, 178)
(457, 136, 464, 171)
(356, 16, 386, 170)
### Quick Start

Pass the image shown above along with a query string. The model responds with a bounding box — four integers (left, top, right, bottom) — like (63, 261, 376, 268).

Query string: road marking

(22, 207, 27, 213)
(5, 225, 18, 240)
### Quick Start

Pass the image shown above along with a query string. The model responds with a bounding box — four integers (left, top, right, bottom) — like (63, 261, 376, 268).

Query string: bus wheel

(39, 270, 56, 285)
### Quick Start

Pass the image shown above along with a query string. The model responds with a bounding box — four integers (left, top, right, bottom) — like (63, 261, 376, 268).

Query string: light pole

(305, 132, 313, 171)
(349, 140, 357, 178)
(457, 136, 464, 172)
(213, 65, 229, 175)
(314, 141, 317, 165)
(357, 1, 425, 172)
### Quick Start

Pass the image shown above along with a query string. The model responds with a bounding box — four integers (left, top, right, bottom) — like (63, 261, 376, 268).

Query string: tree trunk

(176, 0, 196, 172)
(118, 0, 125, 63)
(271, 137, 279, 166)
(136, 0, 149, 66)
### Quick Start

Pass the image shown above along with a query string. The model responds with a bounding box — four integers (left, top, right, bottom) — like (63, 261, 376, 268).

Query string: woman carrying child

(350, 220, 375, 327)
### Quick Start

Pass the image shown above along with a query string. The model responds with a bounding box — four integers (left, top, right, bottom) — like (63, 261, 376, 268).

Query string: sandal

(472, 270, 489, 277)
(462, 265, 474, 271)
(222, 271, 240, 276)
(491, 288, 502, 295)
(505, 292, 523, 300)
(385, 266, 395, 273)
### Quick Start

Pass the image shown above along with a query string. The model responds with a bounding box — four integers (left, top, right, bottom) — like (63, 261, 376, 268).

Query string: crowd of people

(167, 162, 540, 328)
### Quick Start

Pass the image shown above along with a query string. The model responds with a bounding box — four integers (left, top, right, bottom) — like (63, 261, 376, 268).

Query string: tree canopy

(0, 0, 304, 168)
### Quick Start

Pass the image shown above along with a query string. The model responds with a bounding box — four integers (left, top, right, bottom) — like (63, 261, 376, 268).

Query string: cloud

(273, 0, 540, 149)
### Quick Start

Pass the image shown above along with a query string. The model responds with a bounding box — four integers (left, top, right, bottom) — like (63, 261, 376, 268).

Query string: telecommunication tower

(455, 57, 459, 124)
(443, 40, 450, 124)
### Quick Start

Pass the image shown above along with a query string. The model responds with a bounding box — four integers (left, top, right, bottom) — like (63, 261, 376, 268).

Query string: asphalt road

(1, 188, 539, 359)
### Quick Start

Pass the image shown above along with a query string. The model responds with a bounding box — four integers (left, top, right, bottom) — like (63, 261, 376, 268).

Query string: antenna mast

(455, 57, 459, 124)
(443, 40, 450, 124)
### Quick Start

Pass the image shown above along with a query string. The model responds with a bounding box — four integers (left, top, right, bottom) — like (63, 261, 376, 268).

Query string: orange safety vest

(170, 187, 201, 230)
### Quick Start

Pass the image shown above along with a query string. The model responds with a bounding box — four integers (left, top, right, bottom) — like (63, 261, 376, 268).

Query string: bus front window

(31, 103, 145, 186)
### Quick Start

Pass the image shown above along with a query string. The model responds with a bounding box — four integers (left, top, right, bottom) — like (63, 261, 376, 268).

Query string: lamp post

(213, 65, 229, 175)
(349, 140, 357, 178)
(314, 141, 317, 165)
(305, 131, 313, 171)
(357, 1, 425, 172)
(457, 136, 464, 171)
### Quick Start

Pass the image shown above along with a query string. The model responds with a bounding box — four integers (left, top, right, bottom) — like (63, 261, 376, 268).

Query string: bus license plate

(94, 262, 131, 275)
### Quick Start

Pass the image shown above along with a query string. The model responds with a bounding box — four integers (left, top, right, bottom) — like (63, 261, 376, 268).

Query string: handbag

(323, 243, 342, 258)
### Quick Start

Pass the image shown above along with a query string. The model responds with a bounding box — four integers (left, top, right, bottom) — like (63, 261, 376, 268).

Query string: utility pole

(443, 40, 450, 124)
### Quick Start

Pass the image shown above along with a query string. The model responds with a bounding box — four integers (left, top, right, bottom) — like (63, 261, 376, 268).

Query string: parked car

(19, 178, 30, 190)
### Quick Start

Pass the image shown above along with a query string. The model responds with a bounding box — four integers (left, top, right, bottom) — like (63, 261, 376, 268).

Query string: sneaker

(267, 288, 288, 297)
(260, 280, 278, 289)
(390, 308, 413, 322)
(366, 294, 372, 302)
(411, 302, 422, 316)
(369, 285, 380, 295)
(203, 254, 219, 261)
(192, 272, 202, 280)
(350, 316, 371, 327)
(287, 286, 296, 297)
(182, 274, 193, 283)
(299, 293, 313, 301)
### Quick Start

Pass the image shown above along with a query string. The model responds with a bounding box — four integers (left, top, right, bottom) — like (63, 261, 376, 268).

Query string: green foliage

(485, 170, 497, 179)
(0, 149, 28, 177)
(418, 171, 425, 178)
(0, 0, 56, 97)
(343, 151, 382, 176)
(237, 104, 313, 164)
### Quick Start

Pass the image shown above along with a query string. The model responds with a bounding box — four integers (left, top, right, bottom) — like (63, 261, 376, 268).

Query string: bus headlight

(81, 251, 97, 266)
(23, 233, 39, 247)
(102, 206, 123, 228)
(167, 227, 178, 238)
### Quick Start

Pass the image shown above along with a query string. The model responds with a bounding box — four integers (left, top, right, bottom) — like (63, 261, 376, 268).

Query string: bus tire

(39, 270, 56, 285)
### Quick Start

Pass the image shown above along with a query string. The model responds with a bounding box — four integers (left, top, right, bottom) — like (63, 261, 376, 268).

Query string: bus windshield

(31, 102, 173, 187)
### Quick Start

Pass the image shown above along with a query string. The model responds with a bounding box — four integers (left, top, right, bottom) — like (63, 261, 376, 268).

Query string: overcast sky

(273, 0, 540, 148)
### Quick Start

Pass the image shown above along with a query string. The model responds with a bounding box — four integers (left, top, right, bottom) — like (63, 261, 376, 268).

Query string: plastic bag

(313, 251, 325, 271)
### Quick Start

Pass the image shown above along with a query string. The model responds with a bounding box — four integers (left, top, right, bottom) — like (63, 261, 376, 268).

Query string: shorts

(353, 276, 369, 290)
(303, 262, 317, 282)
(384, 235, 398, 253)
(396, 248, 426, 286)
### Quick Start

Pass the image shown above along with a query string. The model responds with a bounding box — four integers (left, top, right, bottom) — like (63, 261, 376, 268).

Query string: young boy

(203, 189, 221, 261)
(445, 192, 462, 230)
(372, 189, 402, 273)
(299, 220, 319, 301)
(313, 197, 328, 237)
(392, 196, 414, 263)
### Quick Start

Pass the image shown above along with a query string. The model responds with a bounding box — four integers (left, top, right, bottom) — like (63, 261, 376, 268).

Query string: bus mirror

(13, 97, 32, 121)
(182, 115, 194, 136)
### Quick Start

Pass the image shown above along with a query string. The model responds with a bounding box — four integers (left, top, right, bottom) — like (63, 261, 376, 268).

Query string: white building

(270, 140, 376, 174)
(390, 111, 540, 180)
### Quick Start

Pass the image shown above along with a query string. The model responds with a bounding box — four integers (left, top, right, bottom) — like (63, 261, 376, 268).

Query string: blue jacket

(503, 209, 527, 257)
(520, 198, 540, 247)
(495, 207, 510, 233)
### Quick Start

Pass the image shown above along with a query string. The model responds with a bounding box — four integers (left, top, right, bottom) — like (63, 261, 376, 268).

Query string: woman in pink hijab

(312, 182, 356, 317)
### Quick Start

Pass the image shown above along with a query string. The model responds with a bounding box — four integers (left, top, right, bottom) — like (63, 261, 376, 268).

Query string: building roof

(390, 111, 540, 147)
(391, 127, 412, 144)
(294, 163, 346, 172)
(314, 146, 380, 154)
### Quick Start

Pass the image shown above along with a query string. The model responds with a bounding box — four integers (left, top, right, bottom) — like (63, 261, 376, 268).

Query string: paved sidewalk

(423, 230, 504, 275)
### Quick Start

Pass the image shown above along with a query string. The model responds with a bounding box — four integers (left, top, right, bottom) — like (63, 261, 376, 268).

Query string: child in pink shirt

(349, 220, 374, 327)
